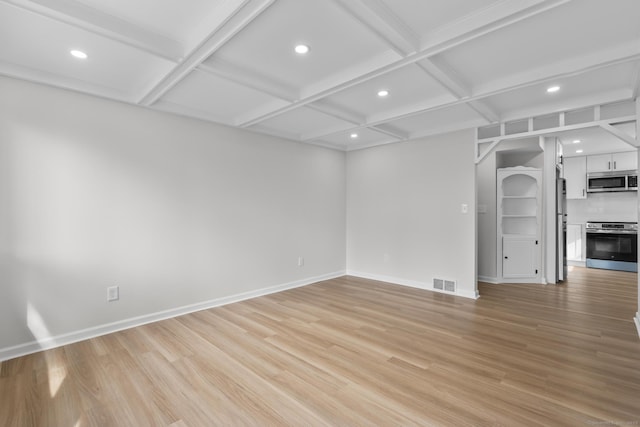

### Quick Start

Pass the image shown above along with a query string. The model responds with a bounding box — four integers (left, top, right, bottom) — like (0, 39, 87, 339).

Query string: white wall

(346, 130, 478, 299)
(476, 147, 497, 281)
(0, 77, 346, 357)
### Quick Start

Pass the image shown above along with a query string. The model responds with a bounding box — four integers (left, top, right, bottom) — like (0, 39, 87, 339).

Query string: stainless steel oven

(586, 222, 637, 272)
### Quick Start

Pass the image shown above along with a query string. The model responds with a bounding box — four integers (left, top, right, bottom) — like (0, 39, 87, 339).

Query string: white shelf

(497, 168, 542, 282)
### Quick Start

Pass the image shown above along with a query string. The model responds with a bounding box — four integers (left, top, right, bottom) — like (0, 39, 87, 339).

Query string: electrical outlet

(298, 256, 304, 267)
(461, 203, 469, 214)
(107, 286, 119, 302)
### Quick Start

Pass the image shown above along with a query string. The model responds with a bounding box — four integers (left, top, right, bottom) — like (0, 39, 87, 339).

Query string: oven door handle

(586, 229, 638, 235)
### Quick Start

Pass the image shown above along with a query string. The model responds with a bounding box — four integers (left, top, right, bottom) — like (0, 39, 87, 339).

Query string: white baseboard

(634, 313, 640, 339)
(478, 275, 499, 284)
(346, 270, 480, 300)
(568, 260, 586, 267)
(0, 271, 345, 363)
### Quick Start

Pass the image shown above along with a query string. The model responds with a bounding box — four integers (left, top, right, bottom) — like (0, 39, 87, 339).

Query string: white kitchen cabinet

(497, 167, 542, 282)
(612, 151, 637, 171)
(586, 152, 637, 173)
(564, 156, 587, 199)
(503, 236, 538, 278)
(566, 224, 583, 262)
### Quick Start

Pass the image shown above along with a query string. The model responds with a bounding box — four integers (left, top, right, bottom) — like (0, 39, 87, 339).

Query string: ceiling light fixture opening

(350, 133, 358, 139)
(573, 139, 581, 144)
(294, 44, 310, 54)
(546, 85, 560, 93)
(377, 90, 389, 97)
(70, 49, 88, 59)
(576, 149, 584, 153)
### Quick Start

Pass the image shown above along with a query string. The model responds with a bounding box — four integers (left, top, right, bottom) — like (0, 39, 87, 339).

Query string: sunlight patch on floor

(27, 302, 67, 398)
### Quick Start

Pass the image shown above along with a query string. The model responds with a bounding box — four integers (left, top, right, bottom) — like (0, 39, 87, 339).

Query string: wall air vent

(444, 280, 456, 293)
(433, 278, 456, 293)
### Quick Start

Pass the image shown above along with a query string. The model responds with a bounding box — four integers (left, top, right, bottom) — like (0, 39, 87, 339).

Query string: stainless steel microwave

(587, 170, 638, 193)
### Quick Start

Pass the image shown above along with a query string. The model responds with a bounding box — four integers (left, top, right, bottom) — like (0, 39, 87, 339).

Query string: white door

(503, 237, 537, 279)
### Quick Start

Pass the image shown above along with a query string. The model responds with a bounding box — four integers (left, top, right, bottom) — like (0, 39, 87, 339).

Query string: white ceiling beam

(415, 58, 499, 123)
(409, 118, 490, 144)
(329, 0, 419, 56)
(497, 89, 634, 123)
(152, 99, 232, 127)
(372, 46, 640, 128)
(198, 59, 297, 102)
(295, 50, 640, 144)
(477, 116, 636, 144)
(475, 40, 640, 96)
(416, 59, 470, 99)
(300, 124, 357, 142)
(632, 62, 640, 100)
(138, 0, 274, 106)
(467, 101, 500, 123)
(307, 100, 366, 126)
(4, 0, 183, 61)
(0, 58, 130, 101)
(600, 123, 638, 148)
(238, 0, 569, 128)
(420, 0, 571, 51)
(245, 124, 300, 142)
(371, 124, 409, 140)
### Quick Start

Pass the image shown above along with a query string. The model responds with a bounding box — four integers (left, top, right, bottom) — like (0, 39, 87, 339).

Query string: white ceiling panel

(434, 0, 640, 91)
(0, 2, 175, 101)
(313, 127, 399, 151)
(320, 64, 455, 121)
(251, 106, 354, 140)
(386, 104, 487, 138)
(1, 0, 638, 150)
(78, 0, 223, 48)
(383, 0, 499, 42)
(157, 69, 287, 125)
(482, 61, 639, 121)
(208, 0, 400, 93)
(556, 124, 637, 158)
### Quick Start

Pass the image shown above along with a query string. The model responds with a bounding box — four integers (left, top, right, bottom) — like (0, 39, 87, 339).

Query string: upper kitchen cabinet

(586, 152, 637, 173)
(564, 156, 587, 199)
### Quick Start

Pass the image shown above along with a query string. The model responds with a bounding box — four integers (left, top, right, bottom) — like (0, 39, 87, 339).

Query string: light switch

(461, 204, 468, 214)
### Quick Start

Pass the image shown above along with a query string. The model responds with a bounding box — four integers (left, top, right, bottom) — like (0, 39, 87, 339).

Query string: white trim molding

(634, 312, 640, 339)
(478, 275, 499, 284)
(0, 271, 345, 362)
(346, 270, 480, 300)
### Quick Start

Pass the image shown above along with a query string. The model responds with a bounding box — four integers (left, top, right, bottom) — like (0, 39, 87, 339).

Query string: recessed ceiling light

(576, 149, 584, 153)
(70, 49, 88, 59)
(294, 44, 309, 54)
(573, 139, 581, 144)
(547, 85, 560, 93)
(350, 133, 358, 139)
(377, 90, 389, 97)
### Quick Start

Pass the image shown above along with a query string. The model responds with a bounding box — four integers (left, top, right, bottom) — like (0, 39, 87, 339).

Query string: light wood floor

(2, 267, 639, 426)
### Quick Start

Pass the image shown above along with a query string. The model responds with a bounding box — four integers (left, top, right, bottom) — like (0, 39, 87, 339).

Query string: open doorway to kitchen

(474, 100, 638, 295)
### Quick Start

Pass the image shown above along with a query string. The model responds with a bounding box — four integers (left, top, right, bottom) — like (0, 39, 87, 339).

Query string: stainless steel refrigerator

(556, 176, 568, 282)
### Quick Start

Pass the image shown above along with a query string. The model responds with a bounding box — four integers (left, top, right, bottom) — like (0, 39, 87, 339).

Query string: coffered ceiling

(1, 0, 639, 151)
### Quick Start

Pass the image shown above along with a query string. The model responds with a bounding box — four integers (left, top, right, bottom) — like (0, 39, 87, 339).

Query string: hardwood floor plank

(1, 266, 639, 425)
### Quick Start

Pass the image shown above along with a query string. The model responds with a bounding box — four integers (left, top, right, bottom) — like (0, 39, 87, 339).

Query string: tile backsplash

(567, 191, 638, 224)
